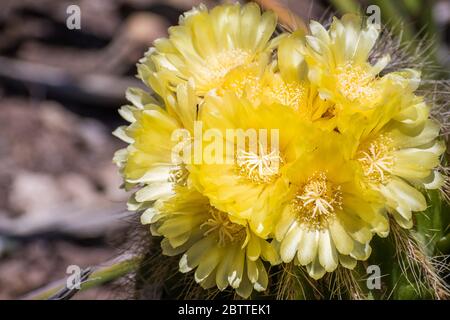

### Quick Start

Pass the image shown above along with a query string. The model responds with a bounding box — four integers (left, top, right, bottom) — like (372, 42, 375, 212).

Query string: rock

(9, 171, 68, 216)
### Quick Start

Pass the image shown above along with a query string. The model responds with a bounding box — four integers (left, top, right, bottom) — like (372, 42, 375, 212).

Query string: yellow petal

(329, 219, 354, 255)
(297, 230, 319, 265)
(318, 230, 339, 272)
(306, 256, 326, 280)
(195, 246, 222, 282)
(339, 254, 357, 269)
(247, 235, 261, 261)
(228, 247, 245, 288)
(280, 223, 303, 263)
(180, 237, 214, 273)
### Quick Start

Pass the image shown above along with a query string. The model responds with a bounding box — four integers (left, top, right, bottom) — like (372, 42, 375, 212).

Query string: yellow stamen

(267, 80, 306, 110)
(294, 172, 342, 230)
(236, 144, 283, 184)
(204, 49, 251, 81)
(336, 63, 376, 101)
(201, 208, 246, 246)
(220, 66, 261, 99)
(358, 135, 394, 184)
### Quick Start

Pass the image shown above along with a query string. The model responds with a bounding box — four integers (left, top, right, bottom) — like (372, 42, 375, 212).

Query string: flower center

(294, 172, 342, 230)
(357, 135, 394, 184)
(267, 79, 306, 110)
(220, 66, 261, 99)
(336, 63, 376, 101)
(201, 208, 246, 246)
(236, 144, 283, 184)
(204, 49, 251, 82)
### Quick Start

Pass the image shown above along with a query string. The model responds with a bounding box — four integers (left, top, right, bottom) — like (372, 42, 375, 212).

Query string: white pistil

(236, 144, 282, 184)
(358, 136, 394, 184)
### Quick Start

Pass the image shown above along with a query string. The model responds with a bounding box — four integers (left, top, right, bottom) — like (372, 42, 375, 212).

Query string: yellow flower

(138, 3, 278, 97)
(217, 54, 308, 112)
(302, 15, 420, 112)
(270, 32, 336, 129)
(113, 84, 197, 211)
(114, 2, 449, 290)
(226, 30, 343, 130)
(189, 93, 310, 238)
(275, 130, 388, 279)
(353, 94, 445, 228)
(264, 21, 422, 134)
(142, 186, 280, 298)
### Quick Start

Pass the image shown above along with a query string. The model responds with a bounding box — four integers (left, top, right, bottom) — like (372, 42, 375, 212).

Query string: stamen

(267, 80, 306, 110)
(236, 143, 283, 184)
(358, 135, 394, 184)
(293, 172, 342, 230)
(204, 49, 251, 81)
(336, 63, 376, 101)
(200, 208, 246, 246)
(220, 66, 261, 99)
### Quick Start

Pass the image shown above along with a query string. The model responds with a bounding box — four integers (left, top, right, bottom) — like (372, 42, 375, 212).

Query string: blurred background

(0, 0, 448, 299)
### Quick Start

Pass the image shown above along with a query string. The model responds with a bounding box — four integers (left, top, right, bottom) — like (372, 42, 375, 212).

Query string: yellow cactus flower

(113, 2, 449, 295)
(113, 84, 198, 211)
(276, 130, 388, 279)
(266, 18, 420, 133)
(302, 15, 421, 107)
(189, 93, 312, 238)
(353, 94, 445, 229)
(138, 2, 279, 98)
(271, 32, 337, 129)
(142, 187, 280, 298)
